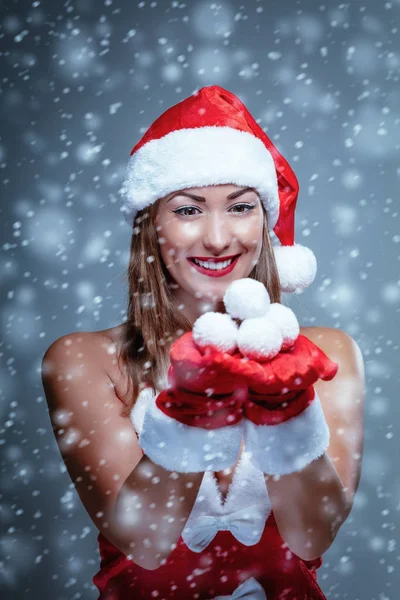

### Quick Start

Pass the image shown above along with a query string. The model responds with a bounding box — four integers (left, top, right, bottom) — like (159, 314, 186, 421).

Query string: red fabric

(155, 381, 316, 428)
(154, 332, 248, 428)
(202, 334, 339, 391)
(169, 333, 338, 392)
(244, 385, 316, 426)
(93, 512, 327, 600)
(167, 335, 248, 395)
(155, 333, 338, 428)
(155, 385, 247, 429)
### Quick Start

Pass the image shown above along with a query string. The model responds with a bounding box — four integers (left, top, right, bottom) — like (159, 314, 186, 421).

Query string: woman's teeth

(192, 257, 235, 270)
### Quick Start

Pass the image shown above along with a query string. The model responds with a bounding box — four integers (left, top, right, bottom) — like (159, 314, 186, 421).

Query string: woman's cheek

(180, 220, 204, 240)
(233, 214, 263, 240)
(164, 220, 203, 244)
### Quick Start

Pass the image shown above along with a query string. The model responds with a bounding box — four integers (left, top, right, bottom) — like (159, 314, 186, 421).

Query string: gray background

(1, 0, 399, 598)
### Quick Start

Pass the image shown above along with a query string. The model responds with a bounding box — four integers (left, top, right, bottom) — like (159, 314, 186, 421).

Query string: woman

(41, 86, 365, 599)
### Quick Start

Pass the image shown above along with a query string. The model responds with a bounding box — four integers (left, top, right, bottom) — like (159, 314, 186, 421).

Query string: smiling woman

(114, 180, 282, 414)
(154, 183, 266, 313)
(42, 85, 364, 600)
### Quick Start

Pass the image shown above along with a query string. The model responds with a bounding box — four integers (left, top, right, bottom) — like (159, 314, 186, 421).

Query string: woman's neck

(169, 285, 226, 326)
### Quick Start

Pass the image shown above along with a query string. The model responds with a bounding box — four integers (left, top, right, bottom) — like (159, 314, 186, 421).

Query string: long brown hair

(117, 198, 282, 418)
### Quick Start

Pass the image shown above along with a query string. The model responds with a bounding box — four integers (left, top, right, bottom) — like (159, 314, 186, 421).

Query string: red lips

(188, 254, 240, 263)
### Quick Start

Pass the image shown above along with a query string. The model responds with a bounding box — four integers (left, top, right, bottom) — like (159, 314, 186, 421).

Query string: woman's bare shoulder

(299, 325, 336, 344)
(300, 325, 352, 348)
(47, 325, 127, 383)
(93, 323, 133, 405)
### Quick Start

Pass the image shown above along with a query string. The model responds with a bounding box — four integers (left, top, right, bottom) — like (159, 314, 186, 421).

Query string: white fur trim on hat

(244, 392, 330, 476)
(138, 391, 244, 473)
(273, 243, 318, 293)
(119, 126, 280, 229)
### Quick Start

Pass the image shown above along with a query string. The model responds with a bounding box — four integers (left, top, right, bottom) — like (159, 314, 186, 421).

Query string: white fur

(137, 390, 244, 473)
(273, 243, 318, 293)
(181, 450, 272, 552)
(223, 278, 271, 320)
(237, 316, 282, 361)
(119, 126, 280, 229)
(192, 312, 238, 353)
(267, 303, 300, 350)
(244, 391, 330, 476)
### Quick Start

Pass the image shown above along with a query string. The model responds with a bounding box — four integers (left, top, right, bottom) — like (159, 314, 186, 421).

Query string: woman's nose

(202, 214, 232, 253)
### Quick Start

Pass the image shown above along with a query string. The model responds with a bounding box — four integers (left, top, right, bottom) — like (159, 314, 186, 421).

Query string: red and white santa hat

(119, 85, 317, 293)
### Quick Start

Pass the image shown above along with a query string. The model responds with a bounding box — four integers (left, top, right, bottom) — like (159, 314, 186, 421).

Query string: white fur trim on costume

(223, 278, 271, 321)
(273, 243, 318, 293)
(119, 126, 280, 229)
(193, 312, 238, 354)
(237, 316, 282, 361)
(244, 391, 330, 476)
(181, 450, 272, 552)
(138, 390, 244, 473)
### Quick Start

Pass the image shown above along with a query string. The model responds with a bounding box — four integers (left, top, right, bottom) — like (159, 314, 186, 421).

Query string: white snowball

(237, 317, 282, 361)
(192, 312, 238, 353)
(223, 278, 270, 320)
(267, 303, 300, 350)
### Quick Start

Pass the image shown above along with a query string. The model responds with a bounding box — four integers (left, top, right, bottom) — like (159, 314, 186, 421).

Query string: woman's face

(155, 183, 265, 305)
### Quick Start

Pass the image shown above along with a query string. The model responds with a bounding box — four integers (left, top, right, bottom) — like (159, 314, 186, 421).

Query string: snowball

(237, 317, 282, 361)
(267, 303, 300, 351)
(223, 278, 270, 321)
(192, 312, 238, 353)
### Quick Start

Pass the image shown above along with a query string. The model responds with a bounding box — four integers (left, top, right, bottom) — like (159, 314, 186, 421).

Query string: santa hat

(119, 85, 317, 293)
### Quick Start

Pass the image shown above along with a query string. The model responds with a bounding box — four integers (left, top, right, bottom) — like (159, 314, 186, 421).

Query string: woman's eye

(231, 203, 256, 213)
(173, 206, 200, 216)
(173, 203, 256, 217)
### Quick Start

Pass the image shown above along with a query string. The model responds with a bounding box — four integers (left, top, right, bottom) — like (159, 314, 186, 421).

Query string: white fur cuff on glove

(138, 390, 244, 473)
(244, 391, 330, 476)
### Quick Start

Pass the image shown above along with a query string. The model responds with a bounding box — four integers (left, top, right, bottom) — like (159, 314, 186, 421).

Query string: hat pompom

(237, 317, 282, 362)
(273, 243, 317, 293)
(223, 278, 270, 321)
(192, 312, 238, 354)
(267, 303, 300, 351)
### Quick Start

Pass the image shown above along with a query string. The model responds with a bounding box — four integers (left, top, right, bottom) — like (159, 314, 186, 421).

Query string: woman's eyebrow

(166, 187, 256, 203)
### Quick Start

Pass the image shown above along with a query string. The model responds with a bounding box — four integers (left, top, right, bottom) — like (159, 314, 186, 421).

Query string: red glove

(239, 335, 338, 475)
(201, 332, 338, 476)
(200, 277, 339, 476)
(138, 319, 248, 474)
(237, 334, 337, 422)
(156, 331, 247, 429)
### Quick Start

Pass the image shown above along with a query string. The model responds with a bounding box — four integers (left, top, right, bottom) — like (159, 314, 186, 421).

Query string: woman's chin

(191, 280, 236, 302)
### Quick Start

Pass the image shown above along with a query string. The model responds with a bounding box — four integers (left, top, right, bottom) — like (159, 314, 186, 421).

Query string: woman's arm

(112, 453, 204, 569)
(41, 332, 204, 571)
(263, 328, 365, 561)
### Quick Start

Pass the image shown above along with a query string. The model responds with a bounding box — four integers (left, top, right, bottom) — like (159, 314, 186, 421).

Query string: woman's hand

(236, 331, 338, 477)
(231, 333, 338, 425)
(198, 330, 339, 475)
(239, 334, 339, 476)
(197, 277, 340, 477)
(137, 317, 247, 474)
(156, 330, 248, 430)
(138, 276, 340, 476)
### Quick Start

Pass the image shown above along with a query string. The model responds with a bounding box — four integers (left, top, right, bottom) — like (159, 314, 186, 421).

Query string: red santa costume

(93, 388, 331, 600)
(92, 85, 339, 599)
